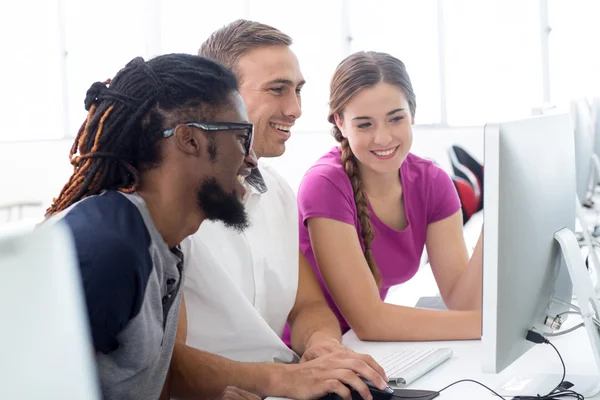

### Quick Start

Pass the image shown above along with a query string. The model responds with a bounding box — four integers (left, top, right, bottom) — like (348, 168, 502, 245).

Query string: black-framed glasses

(163, 122, 254, 156)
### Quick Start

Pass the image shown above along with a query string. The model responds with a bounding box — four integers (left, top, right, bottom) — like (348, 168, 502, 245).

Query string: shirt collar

(245, 168, 268, 195)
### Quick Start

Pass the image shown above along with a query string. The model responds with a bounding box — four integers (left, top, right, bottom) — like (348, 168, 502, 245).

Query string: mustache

(196, 177, 250, 232)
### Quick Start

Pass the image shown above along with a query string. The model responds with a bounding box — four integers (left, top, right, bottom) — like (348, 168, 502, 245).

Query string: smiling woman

(328, 51, 417, 284)
(296, 50, 484, 342)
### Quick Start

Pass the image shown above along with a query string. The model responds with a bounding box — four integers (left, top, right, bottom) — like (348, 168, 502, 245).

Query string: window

(63, 0, 148, 135)
(443, 0, 543, 125)
(548, 0, 600, 108)
(159, 0, 248, 55)
(348, 0, 441, 124)
(247, 0, 346, 131)
(161, 0, 344, 131)
(5, 0, 600, 143)
(0, 0, 64, 141)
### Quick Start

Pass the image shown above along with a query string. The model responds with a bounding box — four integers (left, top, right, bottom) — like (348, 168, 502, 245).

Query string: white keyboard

(378, 348, 454, 387)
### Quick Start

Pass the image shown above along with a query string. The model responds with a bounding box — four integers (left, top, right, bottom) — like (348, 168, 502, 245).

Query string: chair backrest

(452, 176, 479, 225)
(448, 146, 482, 210)
(451, 145, 484, 195)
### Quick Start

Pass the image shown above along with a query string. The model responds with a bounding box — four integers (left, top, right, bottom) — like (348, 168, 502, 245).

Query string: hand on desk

(276, 350, 388, 400)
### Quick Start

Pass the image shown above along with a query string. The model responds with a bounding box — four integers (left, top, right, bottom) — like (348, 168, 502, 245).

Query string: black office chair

(452, 175, 479, 225)
(448, 145, 484, 212)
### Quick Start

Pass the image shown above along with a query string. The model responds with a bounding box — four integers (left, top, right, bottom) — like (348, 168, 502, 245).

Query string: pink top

(287, 146, 460, 341)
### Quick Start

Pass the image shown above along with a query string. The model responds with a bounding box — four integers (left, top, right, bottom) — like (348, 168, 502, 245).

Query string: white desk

(267, 327, 598, 399)
(363, 211, 599, 399)
(270, 211, 600, 399)
(343, 326, 598, 399)
(347, 220, 599, 400)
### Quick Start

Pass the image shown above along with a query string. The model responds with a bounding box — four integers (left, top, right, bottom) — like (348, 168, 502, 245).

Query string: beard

(197, 177, 250, 232)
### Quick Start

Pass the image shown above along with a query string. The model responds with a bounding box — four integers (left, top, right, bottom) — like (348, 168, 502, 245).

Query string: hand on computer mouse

(326, 377, 394, 400)
(356, 377, 394, 399)
(276, 350, 388, 400)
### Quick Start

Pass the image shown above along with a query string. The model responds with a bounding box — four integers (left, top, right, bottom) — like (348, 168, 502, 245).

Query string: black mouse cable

(393, 330, 583, 400)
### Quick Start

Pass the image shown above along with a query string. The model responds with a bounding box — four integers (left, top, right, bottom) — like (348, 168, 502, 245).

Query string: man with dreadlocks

(45, 53, 260, 400)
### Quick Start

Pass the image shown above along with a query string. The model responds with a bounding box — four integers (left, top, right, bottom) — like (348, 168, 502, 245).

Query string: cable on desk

(433, 379, 505, 399)
(509, 331, 583, 399)
(411, 331, 584, 400)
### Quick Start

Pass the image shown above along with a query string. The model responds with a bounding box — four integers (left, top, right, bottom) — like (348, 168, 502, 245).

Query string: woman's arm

(308, 217, 481, 342)
(425, 210, 483, 311)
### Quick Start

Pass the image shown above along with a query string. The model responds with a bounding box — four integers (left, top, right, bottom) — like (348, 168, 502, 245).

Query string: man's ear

(173, 125, 205, 156)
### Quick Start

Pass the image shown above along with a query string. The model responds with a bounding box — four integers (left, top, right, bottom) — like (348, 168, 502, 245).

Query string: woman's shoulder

(403, 153, 460, 221)
(297, 146, 358, 224)
(402, 152, 448, 183)
(299, 146, 354, 200)
(302, 146, 350, 185)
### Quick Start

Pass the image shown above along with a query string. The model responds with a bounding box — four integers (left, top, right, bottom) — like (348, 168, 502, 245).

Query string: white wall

(0, 140, 73, 223)
(265, 126, 484, 193)
(0, 126, 483, 224)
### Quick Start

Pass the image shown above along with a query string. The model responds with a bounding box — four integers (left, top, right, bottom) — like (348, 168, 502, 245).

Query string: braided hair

(46, 54, 238, 216)
(328, 51, 416, 286)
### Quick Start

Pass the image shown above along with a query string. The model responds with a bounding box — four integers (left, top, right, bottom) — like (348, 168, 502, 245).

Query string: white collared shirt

(182, 160, 299, 363)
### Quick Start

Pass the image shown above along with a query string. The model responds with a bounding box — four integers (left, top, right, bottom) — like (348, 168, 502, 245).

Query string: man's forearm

(169, 342, 282, 399)
(289, 302, 342, 355)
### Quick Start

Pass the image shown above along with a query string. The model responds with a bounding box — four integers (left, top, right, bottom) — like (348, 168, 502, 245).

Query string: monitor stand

(539, 228, 600, 397)
(496, 228, 600, 398)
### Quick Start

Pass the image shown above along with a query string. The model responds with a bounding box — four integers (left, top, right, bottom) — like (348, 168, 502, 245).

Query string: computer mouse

(323, 377, 394, 400)
(360, 377, 395, 399)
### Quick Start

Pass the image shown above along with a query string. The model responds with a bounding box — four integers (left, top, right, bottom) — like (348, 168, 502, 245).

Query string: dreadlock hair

(46, 53, 238, 216)
(328, 51, 416, 287)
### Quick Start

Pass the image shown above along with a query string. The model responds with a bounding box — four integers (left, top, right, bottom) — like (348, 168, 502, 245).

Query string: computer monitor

(593, 97, 600, 176)
(0, 220, 101, 399)
(571, 99, 596, 204)
(481, 113, 600, 397)
(571, 98, 600, 292)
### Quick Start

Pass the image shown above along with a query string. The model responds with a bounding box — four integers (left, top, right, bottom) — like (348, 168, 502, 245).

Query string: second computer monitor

(481, 113, 575, 374)
(571, 98, 595, 203)
(0, 221, 101, 399)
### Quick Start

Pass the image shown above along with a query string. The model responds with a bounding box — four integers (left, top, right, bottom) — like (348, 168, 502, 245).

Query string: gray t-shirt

(57, 191, 184, 399)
